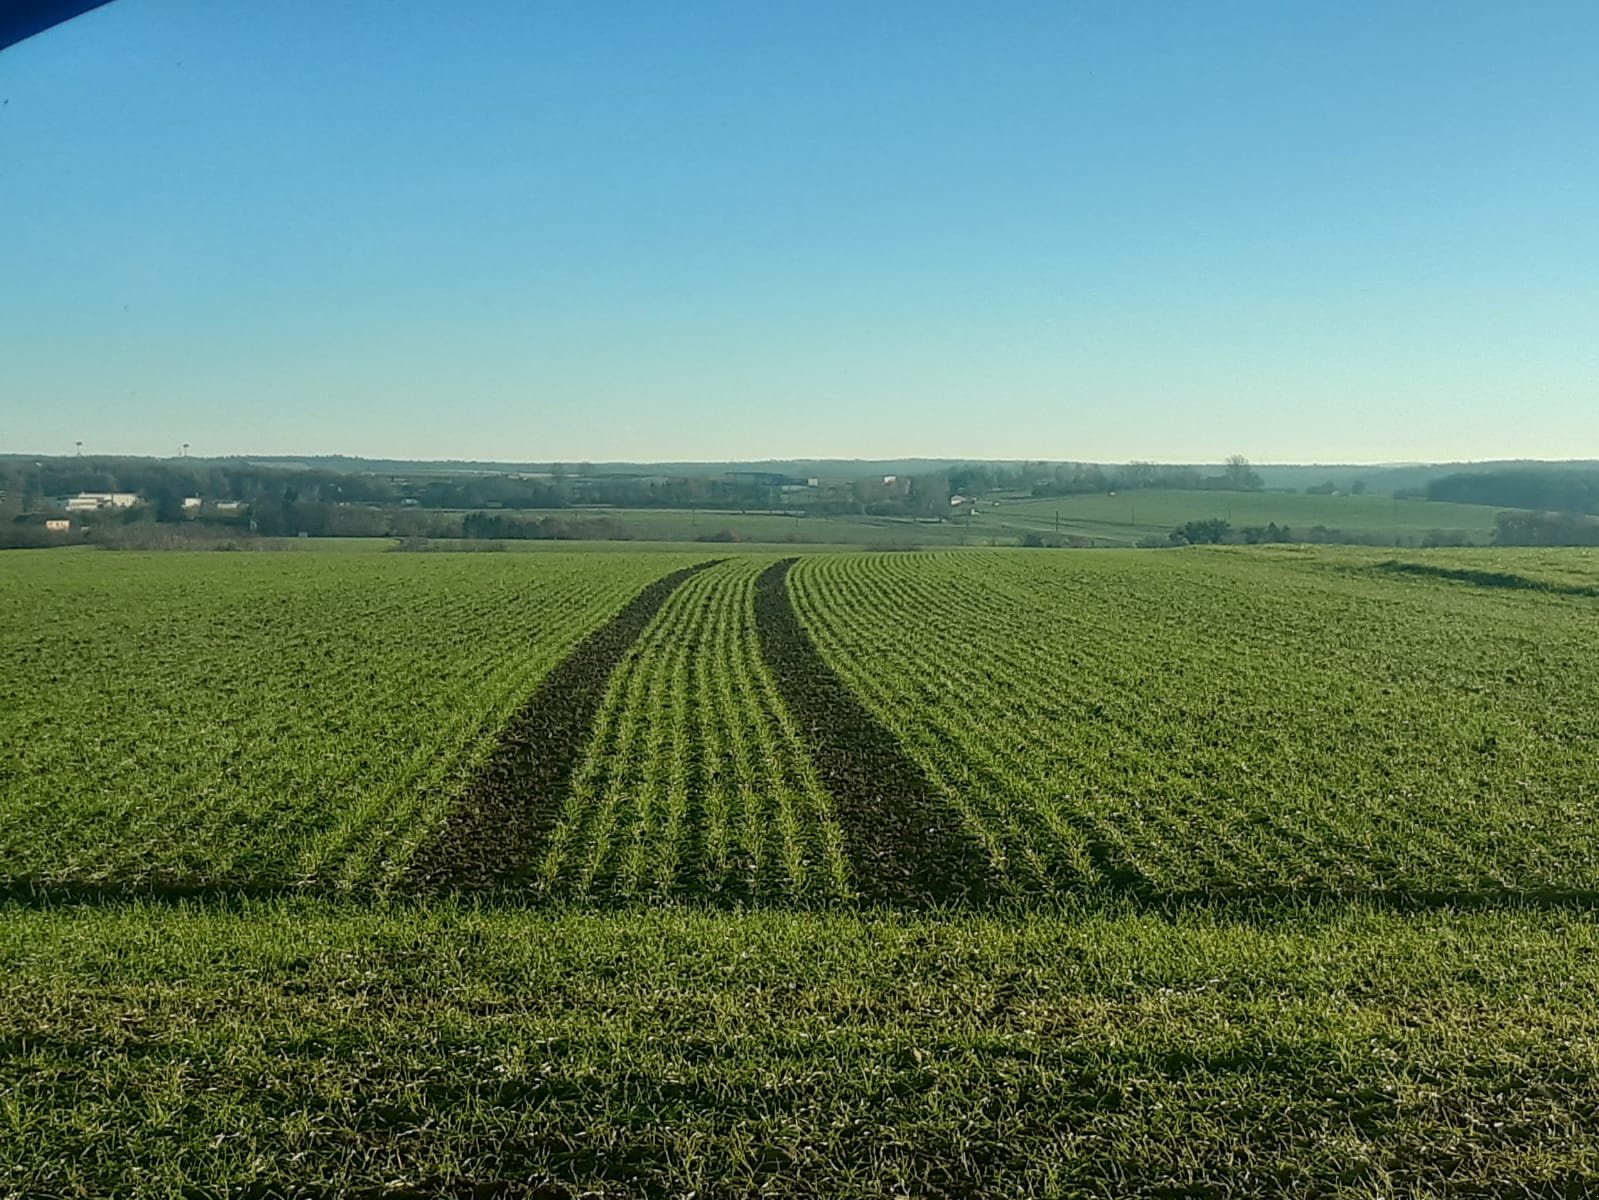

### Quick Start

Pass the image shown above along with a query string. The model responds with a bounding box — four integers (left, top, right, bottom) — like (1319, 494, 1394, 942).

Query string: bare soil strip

(754, 559, 991, 905)
(408, 560, 718, 892)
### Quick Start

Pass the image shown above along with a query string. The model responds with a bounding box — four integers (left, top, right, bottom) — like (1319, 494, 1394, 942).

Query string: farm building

(63, 491, 139, 511)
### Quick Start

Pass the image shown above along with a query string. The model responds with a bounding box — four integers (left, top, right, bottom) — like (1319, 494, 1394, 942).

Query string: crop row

(0, 551, 700, 891)
(530, 557, 851, 902)
(790, 548, 1599, 901)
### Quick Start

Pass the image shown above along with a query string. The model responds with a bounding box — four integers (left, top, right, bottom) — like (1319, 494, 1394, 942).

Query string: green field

(557, 505, 977, 546)
(5, 544, 1599, 1196)
(985, 489, 1512, 545)
(0, 551, 698, 889)
(790, 547, 1599, 900)
(8, 902, 1599, 1198)
(442, 488, 1518, 550)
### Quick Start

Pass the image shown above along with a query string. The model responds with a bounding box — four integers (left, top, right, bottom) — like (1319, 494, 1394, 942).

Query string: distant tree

(1224, 455, 1264, 491)
(909, 473, 951, 518)
(152, 479, 186, 523)
(1240, 522, 1293, 544)
(1173, 518, 1232, 545)
(1429, 468, 1599, 514)
(1492, 510, 1599, 547)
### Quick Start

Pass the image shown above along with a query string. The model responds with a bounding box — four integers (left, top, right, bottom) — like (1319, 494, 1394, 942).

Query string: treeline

(1492, 511, 1599, 547)
(1139, 519, 1477, 549)
(3, 459, 404, 508)
(1026, 457, 1264, 498)
(1427, 468, 1599, 515)
(1, 503, 647, 548)
(460, 512, 633, 540)
(0, 458, 794, 514)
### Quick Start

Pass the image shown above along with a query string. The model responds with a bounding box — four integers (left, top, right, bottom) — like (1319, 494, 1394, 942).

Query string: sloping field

(7, 545, 1599, 1196)
(0, 550, 700, 892)
(790, 548, 1599, 902)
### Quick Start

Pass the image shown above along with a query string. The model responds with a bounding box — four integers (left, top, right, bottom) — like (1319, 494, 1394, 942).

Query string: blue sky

(2, 0, 1596, 462)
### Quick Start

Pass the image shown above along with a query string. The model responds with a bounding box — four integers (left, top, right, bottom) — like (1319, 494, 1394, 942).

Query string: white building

(64, 492, 139, 511)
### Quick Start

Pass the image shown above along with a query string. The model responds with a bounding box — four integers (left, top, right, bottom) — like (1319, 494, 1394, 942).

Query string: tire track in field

(754, 559, 991, 905)
(407, 560, 719, 892)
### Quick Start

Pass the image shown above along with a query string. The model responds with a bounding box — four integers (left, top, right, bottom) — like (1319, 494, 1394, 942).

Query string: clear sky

(2, 0, 1596, 463)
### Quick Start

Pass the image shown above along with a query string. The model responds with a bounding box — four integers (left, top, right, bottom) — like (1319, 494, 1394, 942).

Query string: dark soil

(753, 558, 991, 905)
(407, 560, 718, 892)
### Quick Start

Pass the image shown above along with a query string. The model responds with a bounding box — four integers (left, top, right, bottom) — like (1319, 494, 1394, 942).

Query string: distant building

(214, 501, 245, 513)
(182, 496, 202, 510)
(63, 492, 139, 511)
(882, 475, 897, 486)
(44, 518, 71, 532)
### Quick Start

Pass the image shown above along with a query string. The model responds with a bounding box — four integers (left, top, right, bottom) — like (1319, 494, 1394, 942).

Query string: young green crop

(533, 557, 850, 902)
(0, 550, 700, 891)
(790, 547, 1599, 901)
(7, 544, 1599, 1197)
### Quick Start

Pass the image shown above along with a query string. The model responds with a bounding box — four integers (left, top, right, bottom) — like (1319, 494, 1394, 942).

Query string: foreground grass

(4, 901, 1598, 1197)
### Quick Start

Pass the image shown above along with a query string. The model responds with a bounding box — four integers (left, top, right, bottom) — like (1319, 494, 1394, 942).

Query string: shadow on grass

(7, 875, 1599, 920)
(1375, 560, 1599, 598)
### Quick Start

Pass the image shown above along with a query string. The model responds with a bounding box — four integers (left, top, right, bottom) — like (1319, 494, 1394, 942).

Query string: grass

(4, 900, 1599, 1197)
(791, 547, 1599, 900)
(8, 543, 1599, 1195)
(553, 506, 980, 546)
(0, 550, 700, 890)
(422, 489, 1516, 550)
(986, 489, 1513, 544)
(532, 557, 850, 902)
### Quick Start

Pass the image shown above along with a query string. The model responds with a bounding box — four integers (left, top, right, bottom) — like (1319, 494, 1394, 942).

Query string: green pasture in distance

(425, 490, 1522, 550)
(557, 505, 977, 546)
(415, 536, 883, 554)
(987, 488, 1515, 544)
(0, 549, 700, 890)
(5, 900, 1599, 1198)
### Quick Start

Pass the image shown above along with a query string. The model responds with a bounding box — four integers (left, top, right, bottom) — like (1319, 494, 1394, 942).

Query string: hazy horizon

(10, 446, 1599, 473)
(4, 1, 1597, 463)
